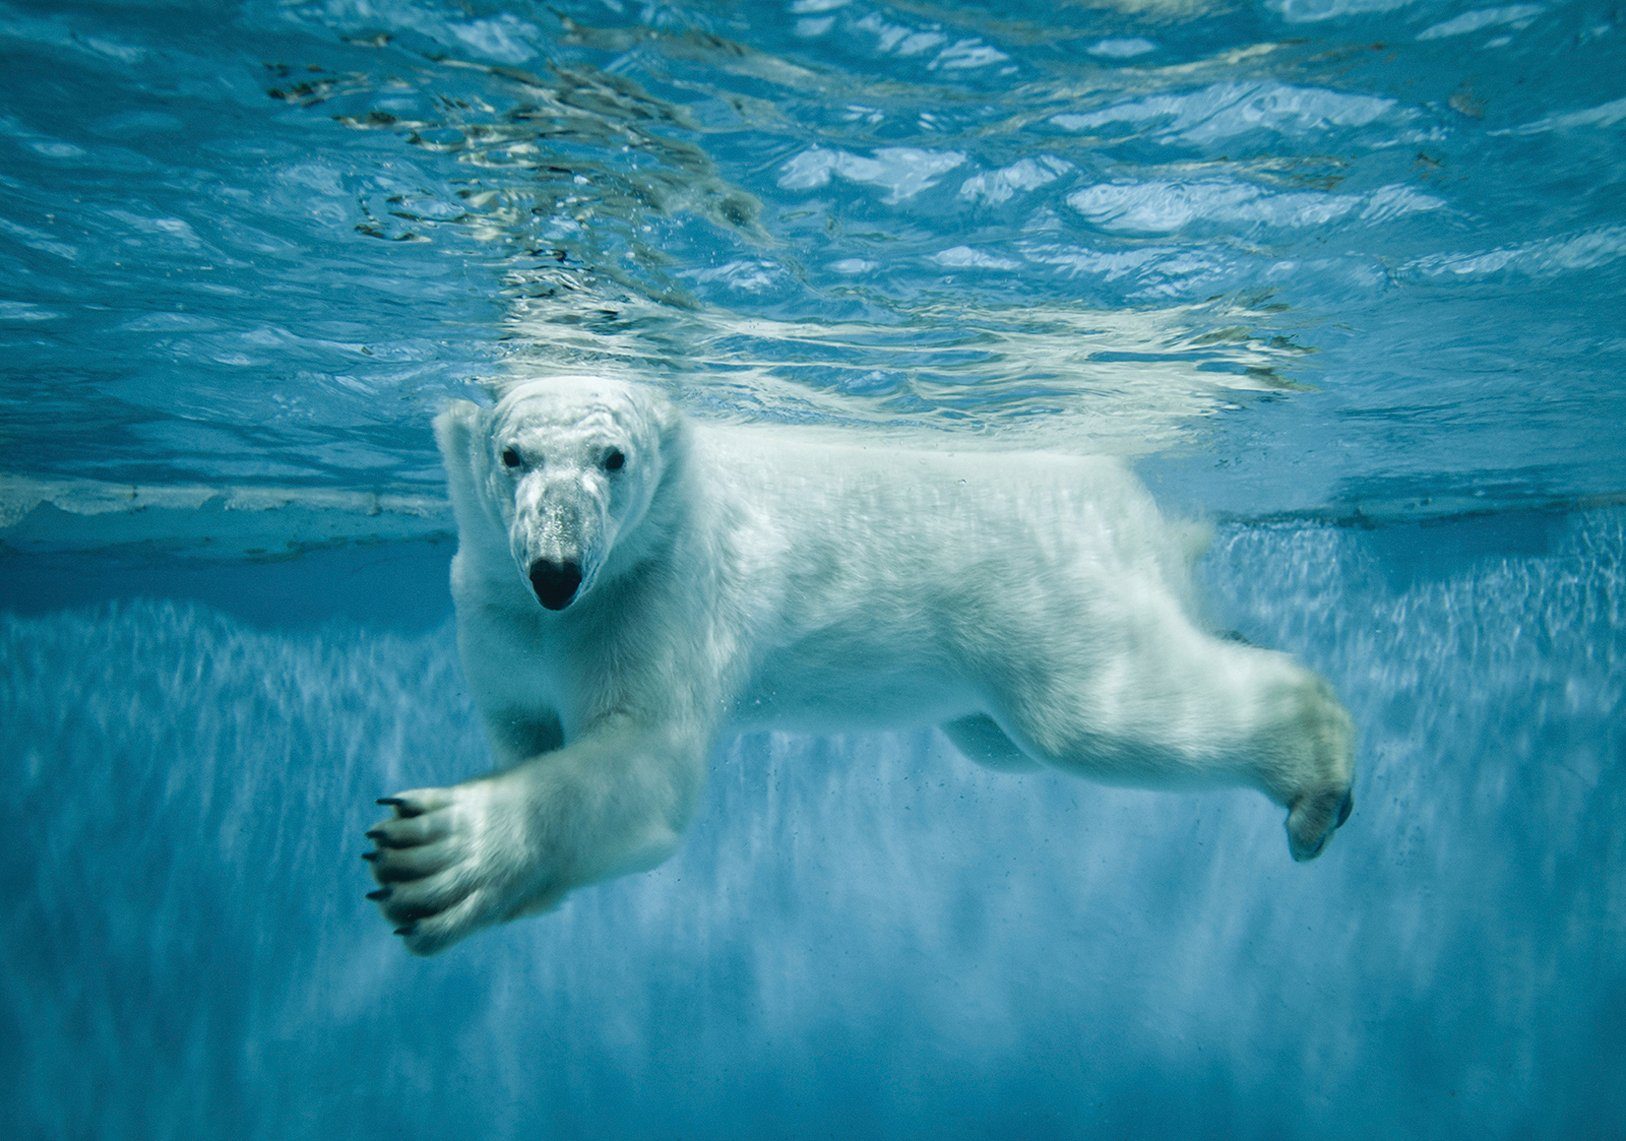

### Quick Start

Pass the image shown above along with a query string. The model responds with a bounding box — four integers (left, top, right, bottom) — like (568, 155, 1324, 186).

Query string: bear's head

(435, 374, 683, 612)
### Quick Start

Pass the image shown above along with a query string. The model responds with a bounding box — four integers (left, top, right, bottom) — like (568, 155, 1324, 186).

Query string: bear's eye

(500, 447, 521, 469)
(603, 448, 626, 472)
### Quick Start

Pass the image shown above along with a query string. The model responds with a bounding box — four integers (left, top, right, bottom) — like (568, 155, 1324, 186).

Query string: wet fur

(366, 374, 1355, 954)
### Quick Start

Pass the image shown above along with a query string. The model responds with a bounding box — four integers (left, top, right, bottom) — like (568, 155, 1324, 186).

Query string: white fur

(367, 374, 1354, 954)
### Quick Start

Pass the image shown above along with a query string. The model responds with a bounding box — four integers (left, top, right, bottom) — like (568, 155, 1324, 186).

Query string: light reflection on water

(0, 0, 1621, 511)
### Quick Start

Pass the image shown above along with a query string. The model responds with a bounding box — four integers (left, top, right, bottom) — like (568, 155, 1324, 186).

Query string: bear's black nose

(528, 559, 583, 610)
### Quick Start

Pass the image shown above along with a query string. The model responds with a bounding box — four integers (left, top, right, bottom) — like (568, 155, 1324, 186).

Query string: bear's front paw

(363, 775, 565, 956)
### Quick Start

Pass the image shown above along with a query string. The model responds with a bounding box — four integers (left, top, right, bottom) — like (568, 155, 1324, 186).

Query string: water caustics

(2, 0, 1623, 550)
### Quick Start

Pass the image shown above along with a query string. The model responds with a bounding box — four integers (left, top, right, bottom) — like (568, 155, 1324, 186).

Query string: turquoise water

(1, 0, 1623, 1136)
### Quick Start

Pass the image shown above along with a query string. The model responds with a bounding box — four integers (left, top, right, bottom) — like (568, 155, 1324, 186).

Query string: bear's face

(445, 375, 677, 612)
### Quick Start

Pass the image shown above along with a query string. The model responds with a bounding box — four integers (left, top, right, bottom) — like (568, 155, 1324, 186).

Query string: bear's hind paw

(1285, 784, 1354, 862)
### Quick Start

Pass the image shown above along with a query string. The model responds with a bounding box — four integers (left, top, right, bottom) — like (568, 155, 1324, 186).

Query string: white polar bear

(366, 373, 1354, 955)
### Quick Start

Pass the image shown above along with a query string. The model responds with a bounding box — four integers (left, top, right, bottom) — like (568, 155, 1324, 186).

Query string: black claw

(365, 829, 386, 841)
(362, 851, 380, 863)
(366, 888, 391, 901)
(394, 924, 416, 937)
(377, 797, 404, 807)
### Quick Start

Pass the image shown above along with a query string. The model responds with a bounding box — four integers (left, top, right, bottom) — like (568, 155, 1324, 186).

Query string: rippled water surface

(2, 0, 1623, 1136)
(3, 0, 1622, 514)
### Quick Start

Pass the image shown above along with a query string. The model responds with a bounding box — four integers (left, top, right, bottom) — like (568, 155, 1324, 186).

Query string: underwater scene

(1, 0, 1622, 1135)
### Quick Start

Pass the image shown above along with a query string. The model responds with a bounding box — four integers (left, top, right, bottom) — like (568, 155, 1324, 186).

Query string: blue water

(1, 0, 1622, 1136)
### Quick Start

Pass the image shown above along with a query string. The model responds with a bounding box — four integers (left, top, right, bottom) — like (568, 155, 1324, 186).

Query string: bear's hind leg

(986, 631, 1355, 861)
(1271, 671, 1356, 861)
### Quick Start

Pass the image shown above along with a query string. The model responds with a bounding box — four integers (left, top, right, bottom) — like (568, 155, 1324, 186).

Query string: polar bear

(365, 373, 1354, 955)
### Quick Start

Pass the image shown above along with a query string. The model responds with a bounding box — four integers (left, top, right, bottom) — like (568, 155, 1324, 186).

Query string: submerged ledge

(1234, 489, 1626, 531)
(0, 475, 454, 560)
(2, 474, 1624, 560)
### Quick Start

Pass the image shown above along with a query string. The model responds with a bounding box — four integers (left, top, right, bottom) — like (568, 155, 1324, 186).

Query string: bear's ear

(651, 387, 688, 450)
(434, 399, 487, 513)
(434, 399, 484, 467)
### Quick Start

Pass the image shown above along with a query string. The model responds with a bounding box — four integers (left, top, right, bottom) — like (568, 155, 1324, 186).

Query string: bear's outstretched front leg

(364, 721, 707, 955)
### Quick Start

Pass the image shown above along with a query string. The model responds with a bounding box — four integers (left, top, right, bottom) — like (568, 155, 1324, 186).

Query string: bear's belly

(730, 643, 978, 735)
